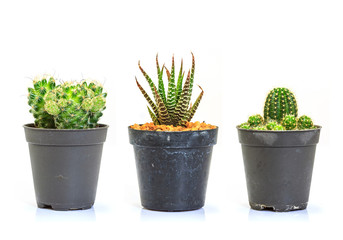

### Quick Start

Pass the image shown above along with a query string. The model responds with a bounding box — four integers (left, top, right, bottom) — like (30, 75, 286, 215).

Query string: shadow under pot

(129, 126, 218, 212)
(24, 124, 108, 211)
(237, 126, 321, 212)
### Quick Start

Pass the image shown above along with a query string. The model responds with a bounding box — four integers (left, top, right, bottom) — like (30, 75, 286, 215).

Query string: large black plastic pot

(24, 123, 108, 211)
(237, 126, 321, 212)
(129, 127, 218, 211)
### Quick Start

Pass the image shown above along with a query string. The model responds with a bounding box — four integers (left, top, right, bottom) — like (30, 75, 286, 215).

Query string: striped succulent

(136, 53, 203, 127)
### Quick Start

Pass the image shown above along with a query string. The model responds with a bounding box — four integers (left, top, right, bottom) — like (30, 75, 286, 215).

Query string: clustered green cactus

(239, 87, 316, 131)
(136, 53, 203, 127)
(28, 74, 106, 129)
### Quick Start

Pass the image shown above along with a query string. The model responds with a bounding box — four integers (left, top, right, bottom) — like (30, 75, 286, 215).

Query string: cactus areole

(28, 75, 107, 129)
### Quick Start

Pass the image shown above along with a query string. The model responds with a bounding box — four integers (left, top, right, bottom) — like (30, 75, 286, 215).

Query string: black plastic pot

(237, 126, 321, 212)
(129, 127, 218, 211)
(24, 123, 108, 211)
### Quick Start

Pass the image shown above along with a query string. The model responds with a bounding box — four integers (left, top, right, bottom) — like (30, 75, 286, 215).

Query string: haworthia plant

(136, 53, 203, 127)
(28, 74, 106, 129)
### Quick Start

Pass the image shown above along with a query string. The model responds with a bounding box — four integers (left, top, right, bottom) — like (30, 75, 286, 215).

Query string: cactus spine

(263, 88, 298, 123)
(28, 75, 106, 129)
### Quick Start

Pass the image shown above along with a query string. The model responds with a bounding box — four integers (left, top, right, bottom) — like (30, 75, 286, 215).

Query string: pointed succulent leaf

(138, 61, 158, 102)
(154, 87, 172, 125)
(147, 106, 160, 125)
(135, 77, 159, 117)
(166, 56, 177, 118)
(156, 54, 166, 104)
(175, 58, 184, 103)
(174, 70, 191, 124)
(187, 85, 204, 122)
(188, 52, 196, 101)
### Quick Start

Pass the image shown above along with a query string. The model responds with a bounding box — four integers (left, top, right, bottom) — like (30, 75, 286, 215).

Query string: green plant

(266, 120, 278, 130)
(282, 114, 297, 130)
(239, 87, 316, 131)
(263, 88, 298, 123)
(248, 114, 263, 127)
(136, 53, 204, 127)
(28, 75, 107, 129)
(273, 124, 285, 131)
(298, 115, 314, 129)
(240, 123, 250, 129)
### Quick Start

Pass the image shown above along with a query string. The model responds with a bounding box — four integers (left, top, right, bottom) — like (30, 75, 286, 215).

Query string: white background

(0, 0, 342, 239)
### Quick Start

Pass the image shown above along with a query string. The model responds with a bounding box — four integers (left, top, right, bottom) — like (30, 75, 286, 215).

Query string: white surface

(0, 0, 342, 239)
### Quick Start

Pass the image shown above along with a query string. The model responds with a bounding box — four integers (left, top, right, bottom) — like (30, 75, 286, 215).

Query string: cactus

(28, 75, 57, 128)
(28, 75, 106, 129)
(136, 53, 203, 127)
(282, 114, 297, 130)
(253, 125, 267, 130)
(240, 123, 250, 129)
(298, 115, 314, 129)
(239, 87, 317, 131)
(248, 114, 263, 127)
(273, 124, 285, 131)
(263, 88, 298, 123)
(265, 120, 278, 130)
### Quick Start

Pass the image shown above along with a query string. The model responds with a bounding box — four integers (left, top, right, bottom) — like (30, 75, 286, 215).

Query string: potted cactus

(237, 87, 321, 212)
(129, 53, 218, 211)
(24, 75, 108, 210)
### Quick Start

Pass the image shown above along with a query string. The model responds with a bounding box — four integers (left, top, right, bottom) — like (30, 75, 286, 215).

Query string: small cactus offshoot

(248, 114, 263, 127)
(282, 114, 297, 130)
(239, 87, 317, 131)
(266, 120, 278, 130)
(136, 53, 203, 127)
(298, 115, 314, 129)
(28, 75, 106, 129)
(273, 124, 285, 131)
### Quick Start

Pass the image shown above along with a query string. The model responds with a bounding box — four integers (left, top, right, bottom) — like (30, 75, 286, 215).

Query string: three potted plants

(24, 75, 108, 210)
(129, 53, 218, 211)
(237, 87, 321, 212)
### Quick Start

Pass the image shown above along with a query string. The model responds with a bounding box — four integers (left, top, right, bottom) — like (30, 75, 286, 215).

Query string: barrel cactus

(28, 75, 106, 129)
(239, 87, 317, 131)
(136, 53, 204, 127)
(263, 88, 298, 123)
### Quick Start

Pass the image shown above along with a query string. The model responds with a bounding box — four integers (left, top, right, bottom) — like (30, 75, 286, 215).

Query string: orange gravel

(130, 121, 217, 131)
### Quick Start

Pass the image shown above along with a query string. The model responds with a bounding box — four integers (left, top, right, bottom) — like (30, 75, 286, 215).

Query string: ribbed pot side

(129, 127, 218, 211)
(237, 126, 321, 212)
(24, 124, 108, 211)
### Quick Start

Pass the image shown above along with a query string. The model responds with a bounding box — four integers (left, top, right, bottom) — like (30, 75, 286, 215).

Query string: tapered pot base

(249, 202, 308, 212)
(37, 202, 93, 211)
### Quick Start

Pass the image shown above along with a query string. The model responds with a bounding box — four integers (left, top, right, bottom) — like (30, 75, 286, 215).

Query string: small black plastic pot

(129, 126, 218, 211)
(24, 123, 108, 211)
(237, 126, 321, 212)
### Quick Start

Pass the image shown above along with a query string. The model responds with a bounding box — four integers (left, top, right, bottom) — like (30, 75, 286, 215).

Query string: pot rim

(236, 125, 321, 133)
(23, 123, 109, 131)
